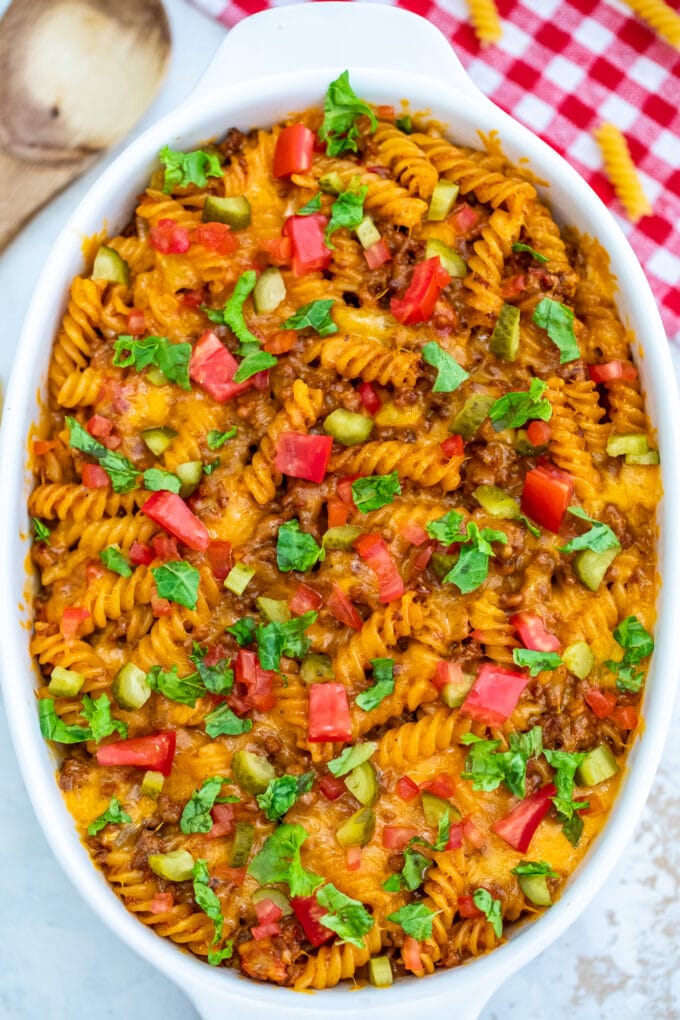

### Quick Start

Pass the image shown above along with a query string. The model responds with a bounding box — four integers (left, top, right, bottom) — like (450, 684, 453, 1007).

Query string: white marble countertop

(1, 2, 679, 1016)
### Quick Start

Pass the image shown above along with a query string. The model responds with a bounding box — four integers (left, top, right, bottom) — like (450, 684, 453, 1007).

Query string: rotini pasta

(594, 123, 652, 224)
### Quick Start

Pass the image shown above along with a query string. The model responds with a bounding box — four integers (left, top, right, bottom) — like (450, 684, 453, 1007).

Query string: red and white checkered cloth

(189, 0, 680, 342)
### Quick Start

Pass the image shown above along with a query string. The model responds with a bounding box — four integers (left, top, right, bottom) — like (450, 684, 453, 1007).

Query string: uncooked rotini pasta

(620, 0, 680, 47)
(594, 123, 652, 223)
(467, 0, 503, 46)
(31, 72, 659, 991)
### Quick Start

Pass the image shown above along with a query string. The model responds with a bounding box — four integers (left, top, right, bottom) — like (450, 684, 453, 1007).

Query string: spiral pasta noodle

(594, 123, 652, 224)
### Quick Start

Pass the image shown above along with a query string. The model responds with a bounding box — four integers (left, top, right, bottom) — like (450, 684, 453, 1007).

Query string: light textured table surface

(1, 1, 678, 1016)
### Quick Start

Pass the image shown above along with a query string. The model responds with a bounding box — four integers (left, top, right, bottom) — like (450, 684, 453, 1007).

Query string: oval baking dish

(1, 6, 678, 1019)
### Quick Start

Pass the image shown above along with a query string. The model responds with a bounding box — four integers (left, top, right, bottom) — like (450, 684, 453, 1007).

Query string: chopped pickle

(176, 460, 203, 497)
(224, 562, 255, 595)
(318, 172, 343, 195)
(142, 770, 165, 798)
(425, 237, 467, 277)
(256, 597, 290, 624)
(48, 666, 85, 697)
(228, 821, 255, 868)
(562, 641, 595, 680)
(344, 761, 379, 806)
(473, 484, 520, 520)
(251, 886, 292, 916)
(323, 525, 362, 550)
(336, 806, 376, 847)
(625, 450, 659, 465)
(146, 366, 167, 386)
(573, 547, 618, 592)
(374, 401, 423, 428)
(489, 303, 521, 362)
(518, 874, 552, 906)
(141, 426, 177, 456)
(355, 216, 381, 250)
(449, 394, 493, 440)
(427, 179, 460, 222)
(253, 266, 286, 314)
(92, 245, 130, 286)
(576, 744, 619, 787)
(232, 750, 276, 794)
(421, 791, 457, 826)
(515, 428, 547, 456)
(112, 662, 151, 710)
(323, 409, 373, 446)
(606, 433, 648, 458)
(148, 849, 194, 882)
(440, 673, 474, 709)
(202, 194, 251, 229)
(368, 956, 394, 987)
(430, 552, 457, 580)
(300, 653, 334, 684)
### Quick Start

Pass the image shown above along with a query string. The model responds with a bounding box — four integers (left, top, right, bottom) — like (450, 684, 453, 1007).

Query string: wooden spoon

(0, 0, 171, 249)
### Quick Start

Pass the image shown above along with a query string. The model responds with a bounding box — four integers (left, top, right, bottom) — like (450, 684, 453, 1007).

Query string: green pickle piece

(473, 484, 520, 520)
(606, 433, 648, 458)
(112, 662, 151, 710)
(323, 525, 362, 550)
(323, 409, 373, 447)
(573, 547, 618, 592)
(425, 237, 467, 277)
(48, 666, 85, 697)
(421, 791, 459, 826)
(576, 744, 619, 787)
(625, 450, 659, 465)
(202, 194, 251, 229)
(224, 562, 255, 595)
(427, 179, 460, 222)
(228, 822, 255, 868)
(256, 597, 290, 624)
(318, 172, 343, 195)
(146, 366, 167, 386)
(344, 762, 379, 806)
(489, 303, 521, 362)
(176, 460, 203, 497)
(356, 216, 381, 250)
(300, 653, 334, 685)
(141, 770, 165, 799)
(253, 266, 286, 314)
(231, 750, 275, 794)
(440, 673, 473, 709)
(449, 394, 493, 440)
(336, 806, 375, 847)
(148, 850, 194, 882)
(518, 874, 552, 907)
(562, 642, 595, 680)
(430, 552, 457, 580)
(92, 245, 130, 286)
(368, 956, 394, 987)
(141, 426, 177, 456)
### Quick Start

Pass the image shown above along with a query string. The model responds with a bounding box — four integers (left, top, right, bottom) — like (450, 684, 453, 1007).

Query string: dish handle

(189, 2, 481, 102)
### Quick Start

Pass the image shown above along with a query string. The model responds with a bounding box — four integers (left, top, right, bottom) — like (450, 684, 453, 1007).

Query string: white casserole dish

(1, 5, 678, 1018)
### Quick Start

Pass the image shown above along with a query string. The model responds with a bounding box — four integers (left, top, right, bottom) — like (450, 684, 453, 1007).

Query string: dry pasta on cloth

(188, 0, 680, 343)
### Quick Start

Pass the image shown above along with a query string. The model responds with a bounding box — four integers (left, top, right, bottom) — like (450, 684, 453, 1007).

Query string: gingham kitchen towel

(189, 0, 680, 343)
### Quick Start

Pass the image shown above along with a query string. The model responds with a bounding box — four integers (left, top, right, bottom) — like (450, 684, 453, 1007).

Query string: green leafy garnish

(351, 472, 401, 513)
(276, 519, 325, 572)
(488, 378, 552, 432)
(38, 699, 92, 744)
(151, 561, 200, 610)
(472, 888, 503, 938)
(319, 70, 377, 157)
(142, 468, 182, 494)
(512, 242, 549, 264)
(356, 657, 395, 711)
(189, 643, 234, 696)
(426, 510, 465, 545)
(226, 617, 257, 646)
(461, 727, 543, 799)
(181, 777, 239, 834)
(256, 611, 318, 672)
(112, 335, 191, 389)
(205, 269, 260, 346)
(533, 298, 580, 364)
(510, 860, 558, 878)
(204, 704, 253, 738)
(232, 343, 277, 383)
(544, 748, 589, 845)
(247, 823, 323, 897)
(396, 114, 413, 134)
(87, 797, 132, 836)
(383, 847, 431, 892)
(256, 772, 314, 822)
(99, 545, 133, 577)
(66, 417, 139, 493)
(512, 649, 563, 676)
(193, 858, 227, 948)
(282, 299, 338, 337)
(147, 664, 205, 707)
(298, 193, 322, 215)
(203, 458, 220, 476)
(159, 146, 222, 193)
(33, 517, 51, 543)
(81, 693, 128, 742)
(207, 428, 237, 450)
(557, 507, 620, 554)
(327, 741, 377, 777)
(325, 185, 368, 246)
(442, 522, 508, 594)
(422, 341, 469, 393)
(316, 883, 374, 948)
(606, 615, 654, 693)
(387, 902, 437, 940)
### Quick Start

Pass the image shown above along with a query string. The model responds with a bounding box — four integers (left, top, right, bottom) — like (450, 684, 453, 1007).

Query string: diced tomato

(461, 816, 484, 849)
(491, 783, 557, 852)
(212, 864, 246, 886)
(234, 648, 258, 686)
(254, 898, 284, 926)
(263, 329, 296, 355)
(612, 705, 638, 731)
(446, 823, 463, 850)
(274, 432, 333, 483)
(96, 731, 177, 776)
(520, 463, 574, 533)
(189, 330, 252, 403)
(364, 238, 392, 270)
(149, 892, 174, 914)
(354, 533, 404, 604)
(346, 846, 362, 871)
(402, 937, 424, 975)
(458, 894, 484, 919)
(81, 463, 110, 489)
(319, 774, 346, 801)
(396, 776, 421, 802)
(399, 522, 429, 546)
(326, 582, 363, 631)
(260, 236, 292, 266)
(151, 596, 172, 617)
(149, 218, 191, 254)
(126, 309, 146, 335)
(289, 583, 323, 615)
(460, 663, 530, 727)
(431, 661, 463, 692)
(413, 544, 433, 570)
(193, 222, 238, 256)
(206, 540, 233, 580)
(291, 895, 334, 947)
(588, 360, 638, 384)
(422, 772, 456, 799)
(207, 802, 235, 839)
(273, 123, 314, 178)
(501, 273, 526, 300)
(182, 288, 205, 308)
(251, 921, 282, 941)
(527, 420, 551, 447)
(449, 203, 482, 234)
(101, 435, 122, 450)
(337, 475, 360, 506)
(440, 434, 464, 458)
(151, 533, 180, 561)
(390, 257, 451, 326)
(234, 649, 276, 712)
(382, 826, 418, 850)
(511, 612, 561, 653)
(142, 491, 210, 552)
(60, 607, 90, 639)
(357, 382, 381, 415)
(33, 439, 57, 456)
(327, 498, 349, 528)
(86, 414, 113, 439)
(283, 214, 332, 276)
(308, 682, 351, 742)
(585, 687, 617, 719)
